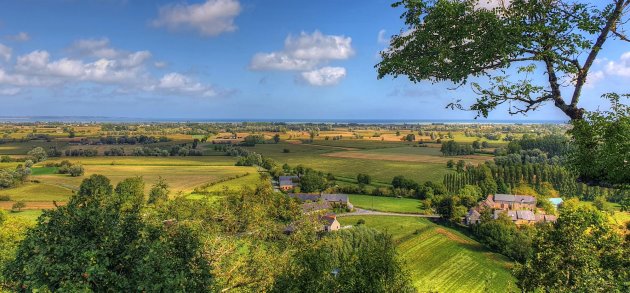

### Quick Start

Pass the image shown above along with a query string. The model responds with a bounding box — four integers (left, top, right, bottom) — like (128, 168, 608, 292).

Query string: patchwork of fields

(242, 142, 464, 184)
(338, 216, 517, 293)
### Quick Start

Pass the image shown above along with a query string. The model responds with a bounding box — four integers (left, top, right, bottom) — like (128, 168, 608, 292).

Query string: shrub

(68, 165, 85, 177)
(0, 195, 11, 201)
(11, 201, 26, 212)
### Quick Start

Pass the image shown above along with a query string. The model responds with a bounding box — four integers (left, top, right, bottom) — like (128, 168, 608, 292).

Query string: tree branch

(571, 0, 629, 108)
(611, 27, 630, 42)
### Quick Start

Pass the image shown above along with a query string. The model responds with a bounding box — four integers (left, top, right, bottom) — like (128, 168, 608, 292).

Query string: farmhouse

(320, 214, 341, 232)
(490, 194, 536, 210)
(289, 193, 354, 211)
(465, 194, 556, 226)
(548, 197, 564, 209)
(279, 175, 299, 191)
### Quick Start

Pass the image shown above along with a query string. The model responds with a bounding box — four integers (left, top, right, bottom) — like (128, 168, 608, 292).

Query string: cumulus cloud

(0, 87, 21, 96)
(584, 70, 604, 88)
(300, 66, 346, 86)
(154, 61, 168, 68)
(250, 52, 317, 71)
(0, 43, 12, 61)
(152, 0, 241, 36)
(154, 72, 216, 97)
(605, 52, 630, 77)
(13, 50, 148, 84)
(250, 31, 354, 71)
(377, 29, 389, 45)
(0, 39, 221, 98)
(6, 32, 30, 42)
(69, 38, 128, 59)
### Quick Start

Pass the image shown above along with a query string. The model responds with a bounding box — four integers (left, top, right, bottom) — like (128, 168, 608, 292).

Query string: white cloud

(250, 52, 317, 71)
(0, 43, 12, 61)
(606, 52, 630, 77)
(0, 37, 227, 98)
(284, 31, 354, 61)
(16, 50, 50, 71)
(300, 66, 346, 86)
(70, 38, 123, 59)
(584, 70, 604, 88)
(377, 29, 389, 45)
(152, 0, 241, 36)
(155, 72, 216, 97)
(6, 32, 30, 42)
(0, 87, 21, 96)
(13, 50, 147, 84)
(250, 31, 354, 71)
(154, 61, 168, 68)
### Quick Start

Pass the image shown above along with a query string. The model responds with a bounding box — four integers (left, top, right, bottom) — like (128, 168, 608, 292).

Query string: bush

(0, 195, 11, 201)
(27, 147, 47, 163)
(283, 148, 290, 153)
(11, 201, 26, 212)
(357, 173, 372, 185)
(68, 165, 85, 177)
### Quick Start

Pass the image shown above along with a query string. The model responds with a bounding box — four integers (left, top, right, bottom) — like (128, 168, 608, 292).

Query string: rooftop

(494, 194, 536, 204)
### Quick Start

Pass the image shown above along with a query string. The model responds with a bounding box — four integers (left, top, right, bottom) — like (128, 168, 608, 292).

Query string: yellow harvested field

(35, 165, 257, 193)
(44, 156, 237, 166)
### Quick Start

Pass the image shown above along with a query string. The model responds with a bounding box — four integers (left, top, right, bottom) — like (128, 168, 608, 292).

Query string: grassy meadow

(338, 216, 517, 293)
(349, 194, 426, 214)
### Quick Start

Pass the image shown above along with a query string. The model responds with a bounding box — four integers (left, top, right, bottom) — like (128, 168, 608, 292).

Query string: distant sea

(0, 116, 568, 124)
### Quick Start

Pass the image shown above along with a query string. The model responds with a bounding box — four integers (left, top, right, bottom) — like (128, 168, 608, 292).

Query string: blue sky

(0, 0, 628, 121)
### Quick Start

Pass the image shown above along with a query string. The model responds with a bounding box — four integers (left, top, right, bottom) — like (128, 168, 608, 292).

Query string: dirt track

(0, 201, 64, 210)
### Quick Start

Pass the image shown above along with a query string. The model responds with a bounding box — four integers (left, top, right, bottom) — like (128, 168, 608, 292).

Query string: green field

(338, 216, 516, 293)
(349, 194, 426, 214)
(205, 172, 262, 192)
(6, 209, 43, 223)
(30, 167, 58, 175)
(0, 183, 73, 202)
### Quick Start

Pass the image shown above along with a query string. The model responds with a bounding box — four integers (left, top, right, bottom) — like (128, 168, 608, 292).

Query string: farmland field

(349, 194, 426, 214)
(0, 183, 73, 202)
(337, 216, 516, 293)
(237, 143, 457, 184)
(323, 146, 491, 165)
(0, 156, 256, 210)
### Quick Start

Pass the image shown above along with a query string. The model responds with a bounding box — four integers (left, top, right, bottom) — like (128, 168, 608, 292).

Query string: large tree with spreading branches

(377, 0, 630, 120)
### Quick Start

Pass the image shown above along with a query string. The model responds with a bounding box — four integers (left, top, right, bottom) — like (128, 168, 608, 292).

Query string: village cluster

(276, 175, 563, 233)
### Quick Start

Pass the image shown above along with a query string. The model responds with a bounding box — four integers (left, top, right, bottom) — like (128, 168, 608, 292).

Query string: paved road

(338, 208, 440, 218)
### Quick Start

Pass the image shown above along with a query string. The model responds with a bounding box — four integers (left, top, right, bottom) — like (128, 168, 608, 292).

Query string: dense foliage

(3, 175, 213, 291)
(378, 0, 630, 120)
(274, 226, 414, 292)
(0, 174, 413, 291)
(570, 94, 630, 185)
(515, 202, 629, 292)
(0, 166, 30, 189)
(440, 140, 474, 156)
